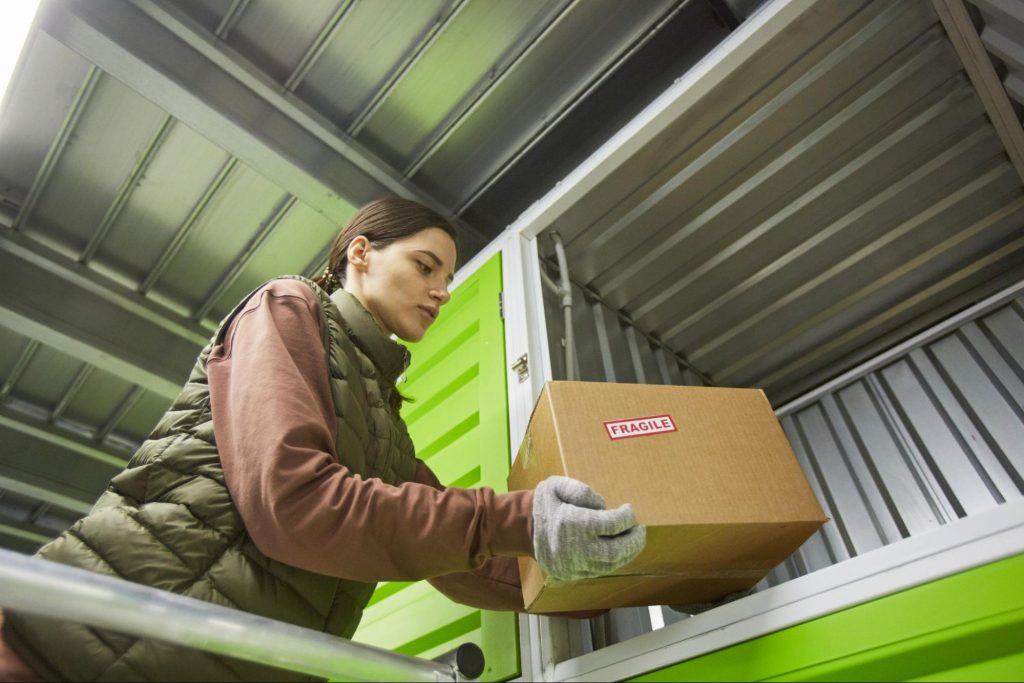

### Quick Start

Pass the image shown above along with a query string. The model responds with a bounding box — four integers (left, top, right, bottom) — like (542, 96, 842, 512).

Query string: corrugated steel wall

(541, 276, 1024, 649)
(541, 271, 708, 390)
(769, 288, 1024, 585)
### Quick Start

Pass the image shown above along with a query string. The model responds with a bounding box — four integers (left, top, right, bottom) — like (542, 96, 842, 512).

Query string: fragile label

(604, 414, 677, 440)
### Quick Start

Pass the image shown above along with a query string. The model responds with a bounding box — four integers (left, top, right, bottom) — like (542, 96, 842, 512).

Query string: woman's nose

(432, 286, 451, 305)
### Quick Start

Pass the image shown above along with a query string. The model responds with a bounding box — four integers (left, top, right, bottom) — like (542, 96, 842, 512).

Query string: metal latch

(511, 354, 529, 383)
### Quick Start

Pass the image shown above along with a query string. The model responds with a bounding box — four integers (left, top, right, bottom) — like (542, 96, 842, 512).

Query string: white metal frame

(555, 498, 1024, 681)
(498, 1, 817, 677)
(450, 225, 553, 458)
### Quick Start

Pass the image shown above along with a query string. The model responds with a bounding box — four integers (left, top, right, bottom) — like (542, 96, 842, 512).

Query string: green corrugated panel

(634, 553, 1024, 682)
(352, 253, 519, 681)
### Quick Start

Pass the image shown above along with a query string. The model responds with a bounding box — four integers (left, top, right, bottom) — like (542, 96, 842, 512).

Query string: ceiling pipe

(551, 232, 576, 381)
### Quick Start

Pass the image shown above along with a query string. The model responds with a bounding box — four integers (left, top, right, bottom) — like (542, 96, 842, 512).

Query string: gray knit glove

(532, 476, 646, 582)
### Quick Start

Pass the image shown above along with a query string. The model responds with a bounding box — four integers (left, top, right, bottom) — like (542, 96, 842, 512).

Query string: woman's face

(345, 227, 456, 342)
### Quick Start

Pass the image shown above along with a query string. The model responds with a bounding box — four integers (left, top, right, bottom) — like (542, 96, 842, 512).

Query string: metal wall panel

(768, 290, 1024, 584)
(542, 250, 1024, 649)
(542, 267, 706, 389)
(536, 0, 1024, 406)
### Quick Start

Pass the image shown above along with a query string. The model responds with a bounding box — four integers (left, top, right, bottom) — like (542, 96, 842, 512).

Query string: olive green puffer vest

(3, 277, 419, 682)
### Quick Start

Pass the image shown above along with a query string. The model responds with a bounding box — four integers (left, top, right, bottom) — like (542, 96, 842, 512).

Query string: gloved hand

(532, 476, 646, 582)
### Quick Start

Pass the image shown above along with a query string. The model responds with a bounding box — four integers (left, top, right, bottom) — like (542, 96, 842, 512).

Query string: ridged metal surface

(770, 289, 1024, 584)
(544, 278, 1024, 652)
(164, 0, 732, 229)
(549, 0, 1024, 407)
(969, 0, 1024, 109)
(542, 270, 709, 390)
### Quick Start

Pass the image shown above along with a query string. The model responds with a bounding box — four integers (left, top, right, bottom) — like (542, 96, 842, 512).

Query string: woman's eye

(417, 261, 432, 274)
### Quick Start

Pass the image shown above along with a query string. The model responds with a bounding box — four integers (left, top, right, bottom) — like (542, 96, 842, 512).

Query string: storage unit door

(351, 253, 518, 681)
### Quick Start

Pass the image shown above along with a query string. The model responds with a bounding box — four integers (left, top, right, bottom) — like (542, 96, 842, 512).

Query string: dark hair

(314, 197, 457, 413)
(313, 197, 459, 294)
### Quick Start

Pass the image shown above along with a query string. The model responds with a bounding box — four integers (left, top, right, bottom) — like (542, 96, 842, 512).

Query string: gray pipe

(0, 548, 457, 682)
(551, 232, 576, 381)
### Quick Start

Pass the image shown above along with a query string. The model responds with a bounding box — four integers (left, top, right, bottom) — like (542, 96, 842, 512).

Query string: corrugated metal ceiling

(541, 0, 1024, 404)
(0, 0, 752, 550)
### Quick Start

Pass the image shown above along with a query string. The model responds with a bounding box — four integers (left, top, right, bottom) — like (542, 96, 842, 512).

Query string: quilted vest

(3, 277, 420, 682)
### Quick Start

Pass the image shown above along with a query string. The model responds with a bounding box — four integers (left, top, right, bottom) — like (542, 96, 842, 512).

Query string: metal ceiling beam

(50, 365, 95, 422)
(0, 403, 129, 470)
(0, 213, 211, 346)
(214, 0, 251, 39)
(455, 0, 690, 215)
(0, 247, 196, 401)
(80, 114, 175, 264)
(932, 0, 1024, 183)
(0, 473, 93, 515)
(0, 522, 51, 546)
(194, 195, 297, 322)
(283, 0, 357, 92)
(0, 340, 40, 403)
(95, 386, 144, 443)
(140, 157, 239, 294)
(347, 0, 469, 136)
(402, 0, 576, 177)
(37, 0, 489, 253)
(12, 66, 101, 232)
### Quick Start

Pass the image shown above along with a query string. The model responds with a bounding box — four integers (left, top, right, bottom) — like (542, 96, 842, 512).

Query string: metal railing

(0, 548, 468, 681)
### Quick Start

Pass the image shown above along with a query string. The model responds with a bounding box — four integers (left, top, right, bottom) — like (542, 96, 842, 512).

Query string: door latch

(511, 354, 529, 383)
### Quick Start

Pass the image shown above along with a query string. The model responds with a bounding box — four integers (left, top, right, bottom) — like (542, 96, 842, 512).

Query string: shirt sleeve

(414, 460, 527, 612)
(207, 279, 535, 582)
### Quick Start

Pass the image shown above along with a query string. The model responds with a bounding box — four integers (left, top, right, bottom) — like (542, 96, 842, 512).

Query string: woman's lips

(418, 306, 438, 322)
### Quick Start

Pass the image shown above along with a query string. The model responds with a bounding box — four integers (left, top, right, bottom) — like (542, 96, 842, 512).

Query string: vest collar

(328, 288, 410, 381)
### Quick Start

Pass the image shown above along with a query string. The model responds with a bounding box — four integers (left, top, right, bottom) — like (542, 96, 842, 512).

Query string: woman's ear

(347, 236, 371, 272)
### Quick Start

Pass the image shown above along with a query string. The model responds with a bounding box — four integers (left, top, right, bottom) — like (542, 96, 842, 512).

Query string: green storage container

(352, 253, 519, 681)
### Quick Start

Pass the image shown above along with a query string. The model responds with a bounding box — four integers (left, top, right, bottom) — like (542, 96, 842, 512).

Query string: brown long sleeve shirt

(206, 279, 535, 610)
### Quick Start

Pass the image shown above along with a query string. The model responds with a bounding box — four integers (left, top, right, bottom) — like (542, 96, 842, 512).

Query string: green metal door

(351, 252, 519, 681)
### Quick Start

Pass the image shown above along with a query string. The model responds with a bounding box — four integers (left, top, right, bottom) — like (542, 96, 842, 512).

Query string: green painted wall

(352, 253, 519, 681)
(635, 553, 1024, 682)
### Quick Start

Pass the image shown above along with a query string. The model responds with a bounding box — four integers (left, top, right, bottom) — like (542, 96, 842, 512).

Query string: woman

(0, 197, 645, 681)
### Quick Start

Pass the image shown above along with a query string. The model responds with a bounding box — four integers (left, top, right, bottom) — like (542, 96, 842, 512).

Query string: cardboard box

(507, 381, 827, 613)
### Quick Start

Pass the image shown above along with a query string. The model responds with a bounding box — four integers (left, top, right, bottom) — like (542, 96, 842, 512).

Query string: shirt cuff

(490, 489, 535, 558)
